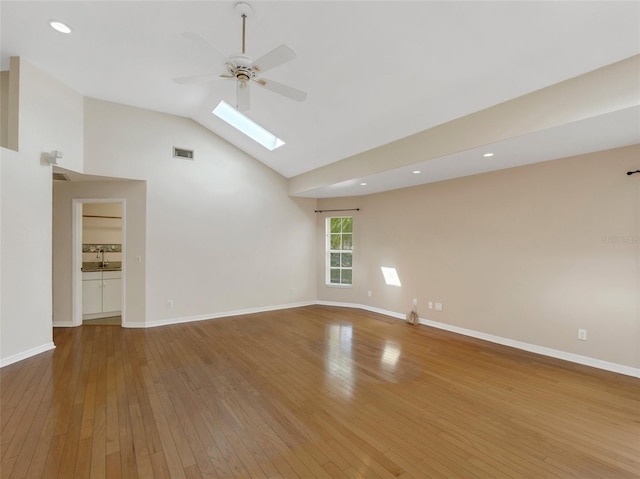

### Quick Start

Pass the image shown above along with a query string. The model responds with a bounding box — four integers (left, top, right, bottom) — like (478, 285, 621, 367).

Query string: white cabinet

(102, 271, 122, 314)
(82, 272, 103, 315)
(82, 270, 122, 318)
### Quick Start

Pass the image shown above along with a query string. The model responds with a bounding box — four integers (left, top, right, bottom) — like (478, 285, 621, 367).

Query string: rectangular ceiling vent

(173, 147, 194, 160)
(52, 172, 70, 182)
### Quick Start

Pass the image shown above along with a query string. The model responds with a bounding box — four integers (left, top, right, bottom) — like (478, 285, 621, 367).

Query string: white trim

(72, 198, 126, 328)
(52, 321, 75, 327)
(317, 301, 640, 379)
(142, 301, 316, 329)
(0, 342, 56, 368)
(325, 215, 354, 287)
(72, 200, 82, 326)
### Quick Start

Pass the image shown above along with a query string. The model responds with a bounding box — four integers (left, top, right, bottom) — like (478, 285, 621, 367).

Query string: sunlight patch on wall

(381, 266, 402, 287)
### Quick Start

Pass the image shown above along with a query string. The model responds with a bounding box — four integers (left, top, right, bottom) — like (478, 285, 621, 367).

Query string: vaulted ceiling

(2, 1, 639, 197)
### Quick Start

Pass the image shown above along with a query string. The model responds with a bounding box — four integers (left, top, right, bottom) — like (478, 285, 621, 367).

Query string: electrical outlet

(136, 255, 142, 263)
(435, 302, 443, 312)
(367, 290, 372, 297)
(428, 301, 433, 310)
(167, 300, 174, 309)
(290, 288, 295, 295)
(412, 298, 418, 306)
(578, 329, 587, 341)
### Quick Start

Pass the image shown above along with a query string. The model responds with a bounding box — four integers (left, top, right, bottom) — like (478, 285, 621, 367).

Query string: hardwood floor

(1, 305, 639, 478)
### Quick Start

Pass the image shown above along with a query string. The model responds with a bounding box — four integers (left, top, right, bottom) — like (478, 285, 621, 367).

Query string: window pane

(342, 234, 353, 250)
(327, 216, 354, 286)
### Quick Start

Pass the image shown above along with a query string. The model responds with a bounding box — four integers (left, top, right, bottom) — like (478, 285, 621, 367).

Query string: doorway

(72, 199, 126, 327)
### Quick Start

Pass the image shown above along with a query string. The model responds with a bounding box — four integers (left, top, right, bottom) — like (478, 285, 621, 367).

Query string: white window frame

(326, 216, 353, 287)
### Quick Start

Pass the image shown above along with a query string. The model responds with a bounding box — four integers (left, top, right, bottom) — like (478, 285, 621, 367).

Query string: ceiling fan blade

(252, 44, 297, 73)
(173, 73, 220, 84)
(255, 78, 307, 102)
(236, 80, 250, 111)
(182, 32, 228, 61)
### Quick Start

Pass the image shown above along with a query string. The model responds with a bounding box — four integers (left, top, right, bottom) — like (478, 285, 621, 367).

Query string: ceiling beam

(289, 54, 640, 196)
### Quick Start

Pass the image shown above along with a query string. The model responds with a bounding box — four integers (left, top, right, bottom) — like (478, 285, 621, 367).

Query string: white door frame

(72, 198, 127, 327)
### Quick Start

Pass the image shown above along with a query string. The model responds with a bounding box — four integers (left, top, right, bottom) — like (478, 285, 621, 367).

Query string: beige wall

(1, 58, 84, 365)
(0, 57, 20, 152)
(82, 98, 317, 324)
(317, 145, 640, 369)
(0, 71, 9, 148)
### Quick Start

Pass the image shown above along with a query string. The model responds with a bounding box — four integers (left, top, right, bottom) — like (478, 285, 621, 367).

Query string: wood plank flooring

(1, 305, 639, 478)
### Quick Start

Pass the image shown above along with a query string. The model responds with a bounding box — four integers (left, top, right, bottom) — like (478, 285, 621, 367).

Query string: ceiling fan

(174, 2, 307, 111)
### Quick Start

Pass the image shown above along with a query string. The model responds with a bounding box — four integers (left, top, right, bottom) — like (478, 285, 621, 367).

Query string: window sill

(324, 283, 353, 289)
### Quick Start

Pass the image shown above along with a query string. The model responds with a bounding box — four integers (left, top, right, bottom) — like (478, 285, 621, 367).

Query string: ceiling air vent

(173, 147, 194, 160)
(52, 172, 70, 181)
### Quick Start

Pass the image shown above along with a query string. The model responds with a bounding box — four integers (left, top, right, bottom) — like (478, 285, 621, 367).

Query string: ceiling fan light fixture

(213, 101, 284, 151)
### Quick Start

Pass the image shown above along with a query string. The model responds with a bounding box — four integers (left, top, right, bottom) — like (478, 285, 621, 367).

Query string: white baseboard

(0, 342, 56, 368)
(317, 301, 640, 379)
(53, 321, 75, 327)
(143, 301, 317, 329)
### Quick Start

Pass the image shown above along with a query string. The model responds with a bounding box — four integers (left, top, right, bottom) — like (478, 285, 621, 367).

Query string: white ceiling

(2, 1, 639, 197)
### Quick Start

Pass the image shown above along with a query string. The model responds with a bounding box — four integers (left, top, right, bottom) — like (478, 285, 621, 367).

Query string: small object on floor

(406, 306, 419, 325)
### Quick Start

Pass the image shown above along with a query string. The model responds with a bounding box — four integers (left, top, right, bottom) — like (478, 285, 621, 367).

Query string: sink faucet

(96, 247, 108, 268)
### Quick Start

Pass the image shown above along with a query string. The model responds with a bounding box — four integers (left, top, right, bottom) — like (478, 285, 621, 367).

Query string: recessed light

(412, 170, 421, 174)
(49, 20, 72, 34)
(360, 182, 367, 186)
(483, 152, 494, 157)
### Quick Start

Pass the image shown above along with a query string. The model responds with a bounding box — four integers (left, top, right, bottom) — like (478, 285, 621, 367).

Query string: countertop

(81, 262, 122, 272)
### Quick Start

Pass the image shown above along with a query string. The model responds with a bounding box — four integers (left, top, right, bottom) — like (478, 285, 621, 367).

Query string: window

(326, 216, 353, 285)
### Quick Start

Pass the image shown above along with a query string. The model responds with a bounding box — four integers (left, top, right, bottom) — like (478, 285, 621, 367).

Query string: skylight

(212, 101, 285, 151)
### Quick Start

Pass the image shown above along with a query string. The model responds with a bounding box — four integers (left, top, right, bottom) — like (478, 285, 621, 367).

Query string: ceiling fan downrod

(241, 13, 246, 55)
(235, 2, 253, 55)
